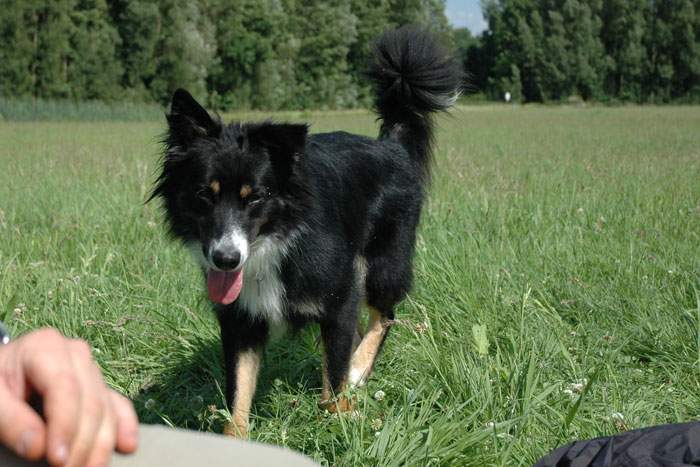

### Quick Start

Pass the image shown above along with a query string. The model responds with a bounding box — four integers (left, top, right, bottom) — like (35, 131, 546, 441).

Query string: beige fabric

(0, 425, 317, 467)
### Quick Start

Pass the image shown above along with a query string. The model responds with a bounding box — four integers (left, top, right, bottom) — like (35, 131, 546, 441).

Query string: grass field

(1, 105, 699, 466)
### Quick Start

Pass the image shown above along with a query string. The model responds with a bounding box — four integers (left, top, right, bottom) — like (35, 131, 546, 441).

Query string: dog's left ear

(247, 123, 308, 182)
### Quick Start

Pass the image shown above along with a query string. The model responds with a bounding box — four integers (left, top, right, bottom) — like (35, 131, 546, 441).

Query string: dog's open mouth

(207, 269, 243, 305)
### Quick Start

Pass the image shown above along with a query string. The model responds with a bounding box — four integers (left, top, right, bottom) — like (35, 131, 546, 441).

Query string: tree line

(0, 0, 449, 110)
(460, 0, 700, 103)
(0, 1, 698, 109)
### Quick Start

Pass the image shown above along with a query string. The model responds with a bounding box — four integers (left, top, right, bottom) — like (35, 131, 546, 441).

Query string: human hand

(0, 328, 138, 466)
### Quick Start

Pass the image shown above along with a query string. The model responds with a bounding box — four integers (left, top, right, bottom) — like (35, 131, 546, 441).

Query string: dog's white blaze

(209, 227, 249, 267)
(230, 229, 249, 264)
(237, 235, 291, 336)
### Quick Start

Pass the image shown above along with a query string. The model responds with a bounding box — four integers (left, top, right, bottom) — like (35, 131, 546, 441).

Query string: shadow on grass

(133, 326, 323, 432)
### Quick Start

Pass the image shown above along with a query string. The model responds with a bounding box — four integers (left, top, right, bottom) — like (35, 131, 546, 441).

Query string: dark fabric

(535, 421, 700, 467)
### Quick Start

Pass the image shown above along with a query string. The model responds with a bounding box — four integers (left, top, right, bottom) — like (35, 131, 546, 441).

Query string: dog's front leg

(217, 309, 267, 438)
(223, 346, 262, 438)
(318, 290, 360, 413)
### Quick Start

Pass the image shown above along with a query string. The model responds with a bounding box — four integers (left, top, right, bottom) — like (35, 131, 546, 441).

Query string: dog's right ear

(166, 89, 221, 147)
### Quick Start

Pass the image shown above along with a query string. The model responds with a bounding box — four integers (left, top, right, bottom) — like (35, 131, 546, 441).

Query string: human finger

(82, 400, 117, 467)
(20, 329, 82, 465)
(110, 391, 139, 454)
(62, 339, 107, 467)
(0, 383, 47, 461)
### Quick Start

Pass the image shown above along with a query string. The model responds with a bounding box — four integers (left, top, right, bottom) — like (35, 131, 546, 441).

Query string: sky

(445, 0, 487, 35)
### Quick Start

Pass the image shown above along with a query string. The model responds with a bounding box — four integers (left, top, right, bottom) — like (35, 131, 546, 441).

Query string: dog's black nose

(211, 250, 241, 271)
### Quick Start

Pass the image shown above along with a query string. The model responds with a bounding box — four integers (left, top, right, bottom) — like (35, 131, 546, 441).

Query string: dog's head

(150, 89, 308, 304)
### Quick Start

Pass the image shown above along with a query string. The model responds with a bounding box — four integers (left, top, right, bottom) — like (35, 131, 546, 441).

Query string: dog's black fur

(150, 26, 462, 419)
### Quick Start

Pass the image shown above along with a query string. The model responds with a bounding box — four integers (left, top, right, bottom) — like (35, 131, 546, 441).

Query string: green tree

(292, 1, 359, 109)
(601, 0, 647, 101)
(68, 0, 123, 100)
(347, 0, 391, 106)
(33, 0, 75, 99)
(518, 10, 545, 101)
(541, 10, 571, 100)
(387, 0, 450, 33)
(561, 0, 605, 100)
(108, 0, 160, 100)
(663, 0, 700, 99)
(453, 27, 476, 54)
(149, 0, 216, 104)
(453, 27, 484, 94)
(0, 2, 35, 97)
(205, 0, 283, 110)
(483, 0, 547, 101)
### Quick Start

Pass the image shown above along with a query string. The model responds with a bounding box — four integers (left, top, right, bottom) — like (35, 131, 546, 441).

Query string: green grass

(0, 97, 164, 121)
(1, 106, 699, 466)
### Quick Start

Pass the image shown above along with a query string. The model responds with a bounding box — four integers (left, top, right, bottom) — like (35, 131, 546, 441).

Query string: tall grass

(0, 97, 164, 122)
(0, 106, 699, 465)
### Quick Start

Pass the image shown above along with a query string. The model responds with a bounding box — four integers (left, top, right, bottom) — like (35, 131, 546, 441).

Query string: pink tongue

(207, 269, 243, 305)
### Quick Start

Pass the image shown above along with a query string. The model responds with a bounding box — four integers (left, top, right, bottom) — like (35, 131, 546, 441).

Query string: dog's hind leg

(355, 208, 419, 387)
(318, 289, 360, 413)
(348, 306, 391, 387)
(352, 319, 364, 350)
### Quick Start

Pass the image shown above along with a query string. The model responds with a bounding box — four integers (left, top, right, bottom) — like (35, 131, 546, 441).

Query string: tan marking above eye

(209, 180, 221, 195)
(240, 184, 252, 199)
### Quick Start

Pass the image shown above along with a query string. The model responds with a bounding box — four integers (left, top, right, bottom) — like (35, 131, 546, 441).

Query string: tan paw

(223, 420, 248, 438)
(318, 396, 354, 413)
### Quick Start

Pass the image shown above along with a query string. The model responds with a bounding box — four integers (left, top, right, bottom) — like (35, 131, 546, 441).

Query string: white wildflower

(570, 378, 587, 393)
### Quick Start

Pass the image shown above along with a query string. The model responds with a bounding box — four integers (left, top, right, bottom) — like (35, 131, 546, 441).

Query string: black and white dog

(150, 26, 462, 437)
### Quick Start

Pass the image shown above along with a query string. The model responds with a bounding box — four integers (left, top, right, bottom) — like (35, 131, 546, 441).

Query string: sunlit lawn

(1, 105, 699, 465)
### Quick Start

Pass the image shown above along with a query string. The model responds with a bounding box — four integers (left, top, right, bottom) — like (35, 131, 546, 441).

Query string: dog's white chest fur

(237, 236, 288, 332)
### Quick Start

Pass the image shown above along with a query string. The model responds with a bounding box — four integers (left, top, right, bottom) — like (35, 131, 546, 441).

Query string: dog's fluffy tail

(367, 26, 463, 175)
